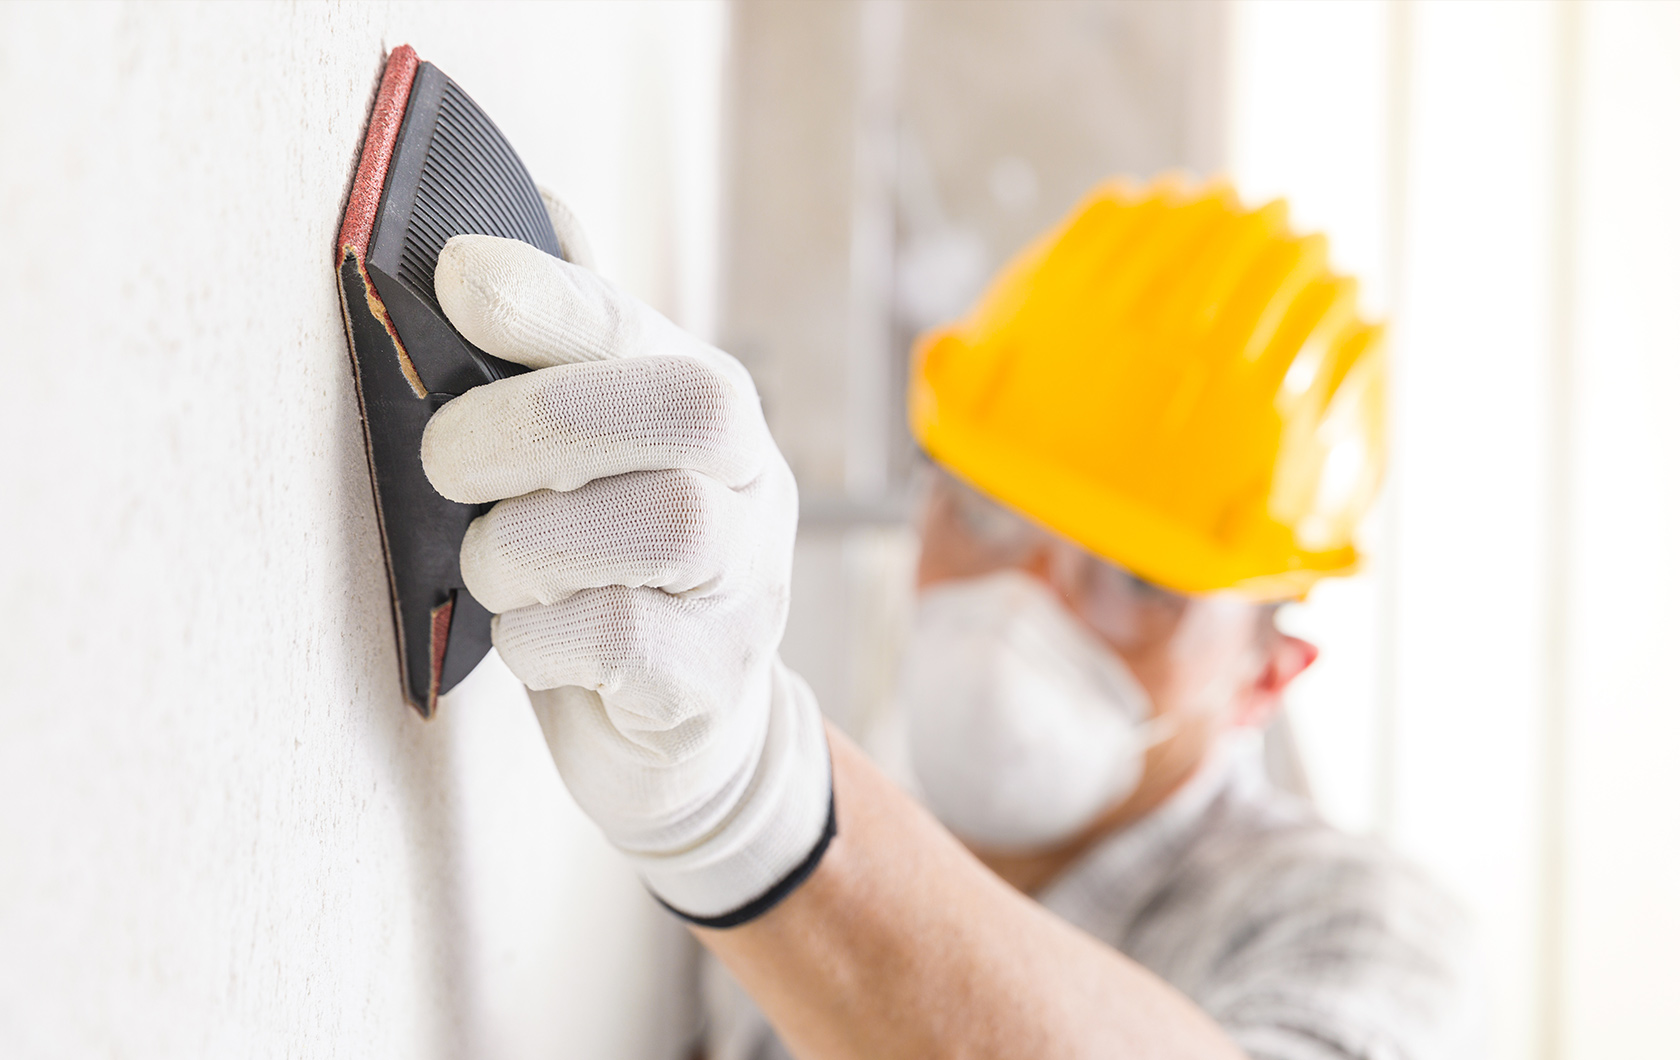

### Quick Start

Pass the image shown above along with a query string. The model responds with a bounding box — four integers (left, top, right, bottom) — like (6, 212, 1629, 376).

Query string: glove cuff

(634, 661, 835, 925)
(654, 789, 836, 929)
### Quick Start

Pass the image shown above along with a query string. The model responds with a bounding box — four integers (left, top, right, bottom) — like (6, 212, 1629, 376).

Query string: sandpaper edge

(338, 45, 421, 264)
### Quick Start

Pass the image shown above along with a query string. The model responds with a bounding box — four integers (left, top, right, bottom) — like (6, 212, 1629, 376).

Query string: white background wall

(1233, 2, 1680, 1057)
(0, 3, 723, 1057)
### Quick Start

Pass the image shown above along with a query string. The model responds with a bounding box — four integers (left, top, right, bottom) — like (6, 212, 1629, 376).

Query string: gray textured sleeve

(1134, 828, 1480, 1060)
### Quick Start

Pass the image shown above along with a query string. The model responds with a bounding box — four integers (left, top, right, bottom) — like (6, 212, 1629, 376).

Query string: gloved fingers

(460, 469, 749, 612)
(435, 234, 638, 367)
(537, 186, 598, 272)
(493, 586, 656, 695)
(493, 585, 769, 728)
(436, 234, 754, 392)
(421, 354, 770, 504)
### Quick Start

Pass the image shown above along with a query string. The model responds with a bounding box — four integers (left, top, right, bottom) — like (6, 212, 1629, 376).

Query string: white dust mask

(897, 569, 1170, 850)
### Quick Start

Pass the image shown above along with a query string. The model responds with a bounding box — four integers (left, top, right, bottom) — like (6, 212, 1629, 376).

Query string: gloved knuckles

(491, 583, 783, 741)
(458, 468, 749, 613)
(422, 355, 769, 506)
(534, 682, 766, 851)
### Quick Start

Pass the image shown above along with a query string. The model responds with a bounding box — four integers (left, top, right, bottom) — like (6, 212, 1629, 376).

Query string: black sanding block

(335, 45, 562, 716)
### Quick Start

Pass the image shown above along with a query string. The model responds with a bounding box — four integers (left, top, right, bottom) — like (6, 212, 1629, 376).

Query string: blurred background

(2, 2, 1675, 1058)
(737, 5, 1680, 1059)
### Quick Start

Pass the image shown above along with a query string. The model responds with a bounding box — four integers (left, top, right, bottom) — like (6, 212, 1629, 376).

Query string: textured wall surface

(0, 3, 721, 1056)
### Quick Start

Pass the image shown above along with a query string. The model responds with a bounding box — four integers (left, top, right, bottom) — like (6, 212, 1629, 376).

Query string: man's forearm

(694, 724, 1245, 1060)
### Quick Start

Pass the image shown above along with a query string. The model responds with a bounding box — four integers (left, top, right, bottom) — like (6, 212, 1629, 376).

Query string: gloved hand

(419, 231, 833, 925)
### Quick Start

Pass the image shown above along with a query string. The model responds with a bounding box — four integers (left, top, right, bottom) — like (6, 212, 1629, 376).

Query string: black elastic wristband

(655, 787, 838, 930)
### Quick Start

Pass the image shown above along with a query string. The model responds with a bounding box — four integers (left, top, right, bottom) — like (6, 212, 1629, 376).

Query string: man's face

(912, 468, 1314, 846)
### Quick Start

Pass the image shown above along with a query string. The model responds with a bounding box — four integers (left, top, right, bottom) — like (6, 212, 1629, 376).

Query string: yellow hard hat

(908, 176, 1386, 601)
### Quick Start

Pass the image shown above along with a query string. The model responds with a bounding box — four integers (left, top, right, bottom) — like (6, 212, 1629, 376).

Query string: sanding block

(335, 45, 563, 716)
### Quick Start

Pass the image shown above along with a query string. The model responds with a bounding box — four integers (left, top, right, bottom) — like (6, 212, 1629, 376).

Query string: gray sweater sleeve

(1124, 826, 1480, 1060)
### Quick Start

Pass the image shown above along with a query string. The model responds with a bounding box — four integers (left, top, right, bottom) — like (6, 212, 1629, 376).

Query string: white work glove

(419, 231, 834, 925)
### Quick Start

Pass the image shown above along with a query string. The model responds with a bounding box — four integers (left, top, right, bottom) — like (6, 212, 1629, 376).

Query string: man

(421, 177, 1475, 1058)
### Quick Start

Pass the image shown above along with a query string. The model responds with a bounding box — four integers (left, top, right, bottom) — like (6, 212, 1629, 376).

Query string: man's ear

(1231, 634, 1319, 728)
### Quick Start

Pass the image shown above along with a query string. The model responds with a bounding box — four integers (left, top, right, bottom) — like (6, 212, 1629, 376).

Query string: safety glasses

(917, 467, 1194, 654)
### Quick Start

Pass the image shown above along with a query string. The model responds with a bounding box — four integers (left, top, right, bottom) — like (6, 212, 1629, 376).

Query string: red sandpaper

(338, 45, 420, 263)
(336, 44, 427, 399)
(427, 595, 455, 717)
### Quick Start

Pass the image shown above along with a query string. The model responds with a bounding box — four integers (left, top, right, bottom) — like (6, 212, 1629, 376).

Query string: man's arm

(422, 233, 1244, 1060)
(701, 726, 1244, 1060)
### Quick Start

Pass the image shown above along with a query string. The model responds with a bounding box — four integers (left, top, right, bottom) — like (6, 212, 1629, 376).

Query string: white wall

(1231, 2, 1680, 1057)
(0, 3, 724, 1056)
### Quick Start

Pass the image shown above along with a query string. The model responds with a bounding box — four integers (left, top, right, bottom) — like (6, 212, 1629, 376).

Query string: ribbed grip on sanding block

(366, 61, 561, 397)
(395, 78, 560, 307)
